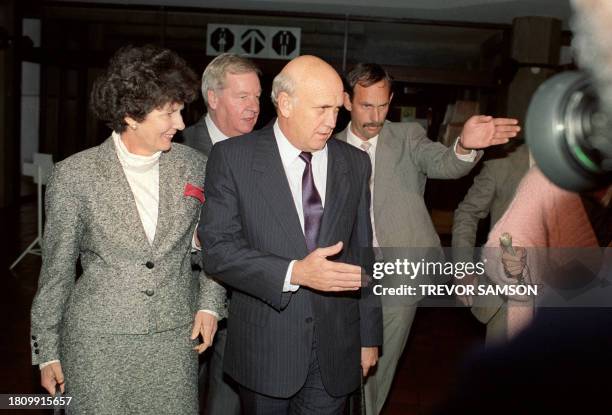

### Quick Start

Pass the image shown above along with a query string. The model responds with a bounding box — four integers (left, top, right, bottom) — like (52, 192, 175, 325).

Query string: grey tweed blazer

(30, 137, 223, 365)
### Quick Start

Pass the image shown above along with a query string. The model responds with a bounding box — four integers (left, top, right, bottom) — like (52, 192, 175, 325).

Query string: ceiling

(54, 0, 574, 28)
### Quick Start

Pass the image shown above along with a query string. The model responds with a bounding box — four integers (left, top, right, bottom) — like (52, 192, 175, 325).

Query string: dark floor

(0, 200, 485, 415)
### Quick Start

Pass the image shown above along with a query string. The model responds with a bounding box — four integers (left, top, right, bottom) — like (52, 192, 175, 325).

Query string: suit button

(145, 261, 154, 269)
(31, 335, 37, 340)
(34, 350, 39, 354)
(305, 317, 313, 323)
(145, 289, 154, 297)
(33, 342, 38, 347)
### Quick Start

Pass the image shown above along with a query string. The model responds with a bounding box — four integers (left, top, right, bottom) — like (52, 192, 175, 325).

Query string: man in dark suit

(200, 55, 382, 414)
(182, 52, 261, 156)
(182, 53, 262, 415)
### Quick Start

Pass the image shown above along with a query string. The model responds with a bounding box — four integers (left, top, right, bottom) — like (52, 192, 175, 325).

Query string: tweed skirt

(59, 324, 198, 414)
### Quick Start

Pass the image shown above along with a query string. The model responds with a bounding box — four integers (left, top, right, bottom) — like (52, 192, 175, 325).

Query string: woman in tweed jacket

(30, 45, 223, 414)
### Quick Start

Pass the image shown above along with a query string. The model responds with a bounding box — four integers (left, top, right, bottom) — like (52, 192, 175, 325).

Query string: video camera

(525, 0, 612, 192)
(526, 71, 612, 191)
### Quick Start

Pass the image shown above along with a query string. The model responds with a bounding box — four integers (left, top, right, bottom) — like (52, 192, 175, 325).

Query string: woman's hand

(190, 311, 218, 353)
(40, 362, 65, 395)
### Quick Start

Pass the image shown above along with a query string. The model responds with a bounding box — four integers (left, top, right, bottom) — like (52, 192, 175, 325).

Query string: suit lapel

(337, 123, 395, 245)
(318, 139, 350, 247)
(335, 128, 348, 143)
(373, 124, 396, 220)
(152, 149, 184, 251)
(97, 137, 152, 250)
(199, 120, 214, 157)
(253, 130, 309, 257)
(184, 116, 213, 157)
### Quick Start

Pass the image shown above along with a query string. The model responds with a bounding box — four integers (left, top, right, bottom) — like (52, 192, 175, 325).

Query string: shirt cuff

(192, 226, 201, 252)
(283, 260, 300, 292)
(39, 360, 60, 370)
(454, 137, 477, 162)
(198, 309, 219, 320)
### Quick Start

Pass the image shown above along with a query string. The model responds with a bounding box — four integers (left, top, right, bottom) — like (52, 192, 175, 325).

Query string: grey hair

(201, 53, 260, 107)
(271, 72, 296, 108)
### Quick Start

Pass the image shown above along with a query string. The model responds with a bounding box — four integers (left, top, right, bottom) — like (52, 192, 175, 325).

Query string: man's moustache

(363, 122, 384, 128)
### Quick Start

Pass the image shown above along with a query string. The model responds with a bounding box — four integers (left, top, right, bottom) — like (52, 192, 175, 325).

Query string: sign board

(207, 24, 301, 60)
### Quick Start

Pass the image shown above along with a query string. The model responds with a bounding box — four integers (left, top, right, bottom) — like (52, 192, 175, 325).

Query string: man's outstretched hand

(457, 115, 521, 153)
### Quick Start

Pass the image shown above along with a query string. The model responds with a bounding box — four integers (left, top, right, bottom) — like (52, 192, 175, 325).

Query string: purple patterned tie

(299, 152, 324, 252)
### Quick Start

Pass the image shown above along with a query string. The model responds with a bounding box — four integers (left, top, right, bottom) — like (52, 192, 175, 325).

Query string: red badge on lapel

(184, 183, 205, 203)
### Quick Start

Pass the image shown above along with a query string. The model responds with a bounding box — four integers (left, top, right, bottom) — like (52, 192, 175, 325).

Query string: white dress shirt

(273, 120, 328, 292)
(205, 113, 230, 144)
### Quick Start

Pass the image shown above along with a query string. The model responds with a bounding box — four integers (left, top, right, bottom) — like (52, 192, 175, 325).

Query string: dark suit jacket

(181, 115, 214, 157)
(200, 126, 382, 398)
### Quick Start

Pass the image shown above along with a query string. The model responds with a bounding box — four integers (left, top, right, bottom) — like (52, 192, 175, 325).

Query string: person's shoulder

(215, 127, 272, 152)
(329, 136, 361, 154)
(55, 141, 104, 172)
(51, 140, 110, 187)
(480, 151, 512, 176)
(522, 166, 550, 187)
(182, 116, 207, 137)
(515, 166, 572, 203)
(184, 115, 207, 131)
(170, 142, 207, 163)
(332, 125, 349, 141)
(383, 121, 426, 138)
(328, 137, 369, 167)
(484, 143, 528, 165)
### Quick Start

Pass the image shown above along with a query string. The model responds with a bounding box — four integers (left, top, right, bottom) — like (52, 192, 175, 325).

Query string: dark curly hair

(90, 44, 199, 133)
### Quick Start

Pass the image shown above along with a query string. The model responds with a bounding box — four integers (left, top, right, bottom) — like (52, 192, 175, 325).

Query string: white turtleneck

(112, 131, 161, 245)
